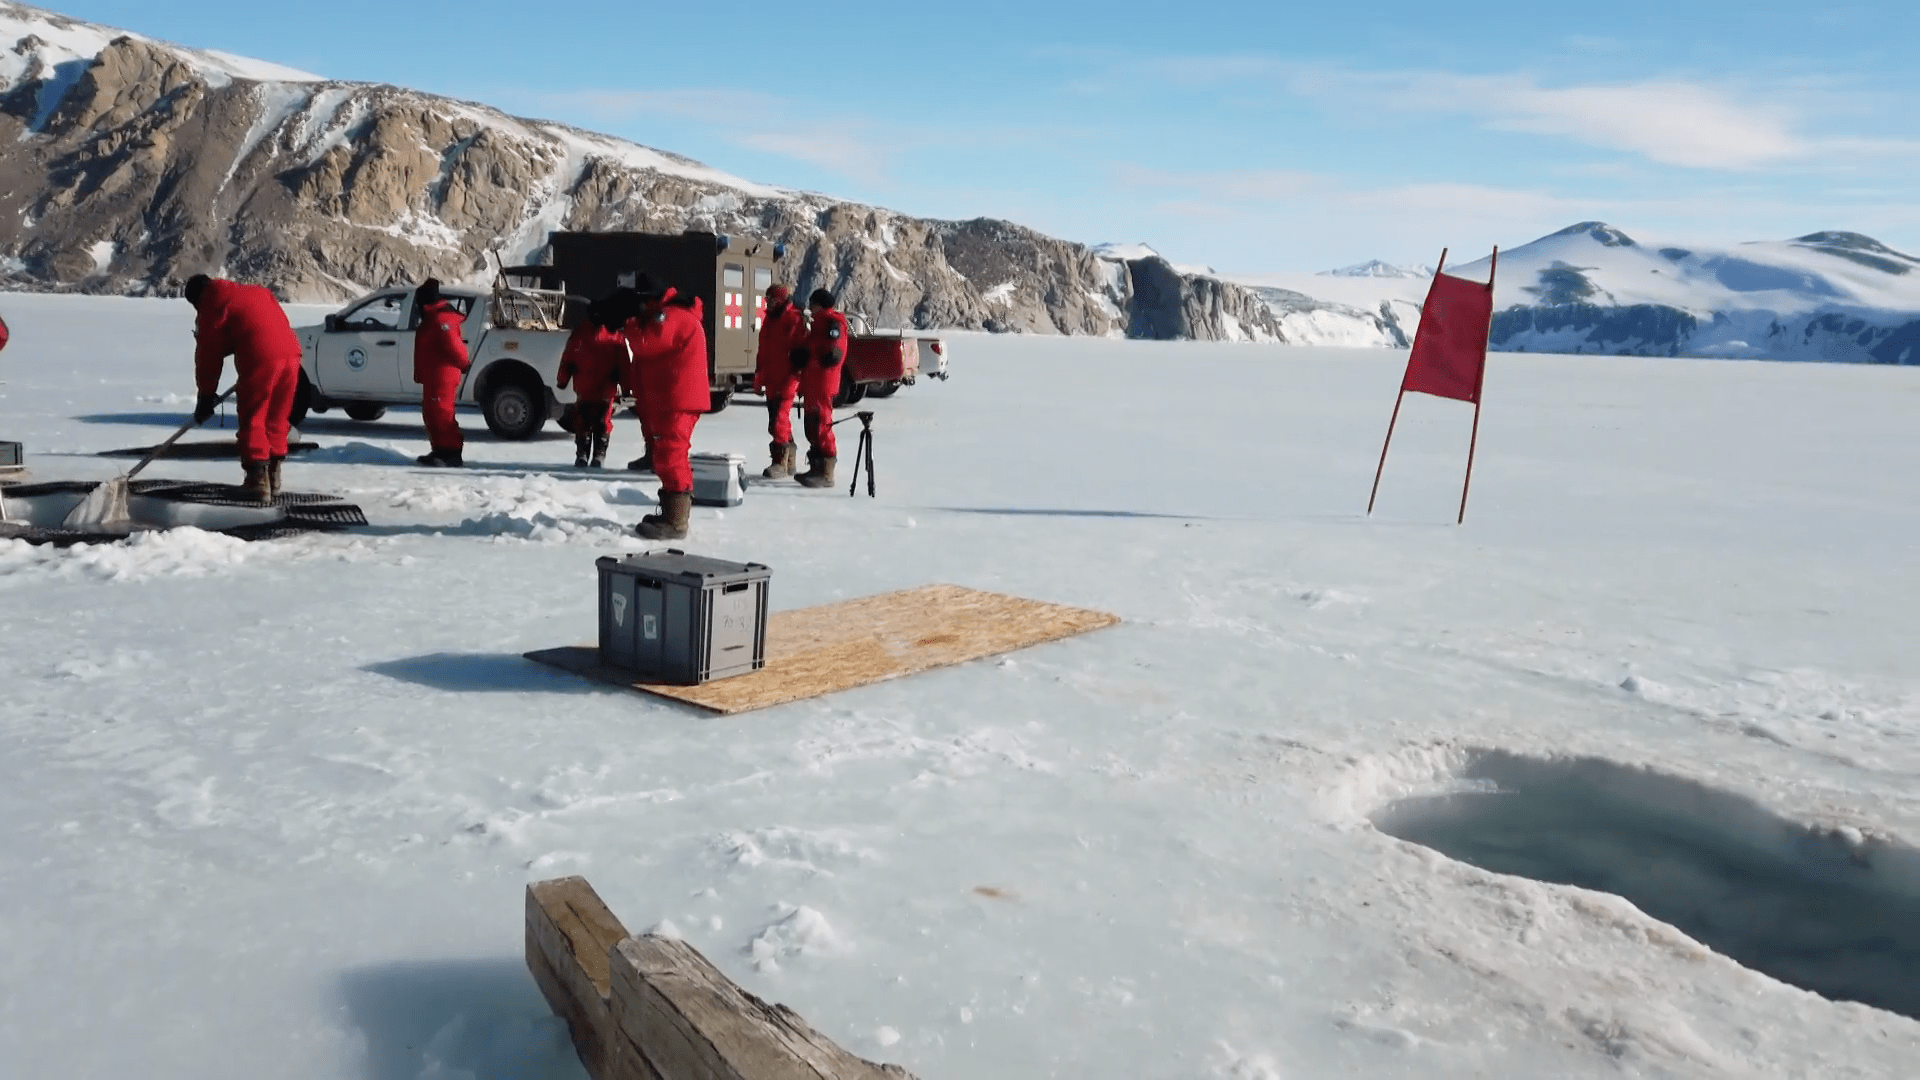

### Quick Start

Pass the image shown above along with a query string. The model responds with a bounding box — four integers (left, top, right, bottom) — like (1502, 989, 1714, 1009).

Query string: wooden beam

(527, 877, 917, 1080)
(609, 934, 914, 1080)
(526, 876, 647, 1079)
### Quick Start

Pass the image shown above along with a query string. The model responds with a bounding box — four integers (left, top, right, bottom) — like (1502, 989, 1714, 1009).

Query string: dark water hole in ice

(1371, 752, 1920, 1021)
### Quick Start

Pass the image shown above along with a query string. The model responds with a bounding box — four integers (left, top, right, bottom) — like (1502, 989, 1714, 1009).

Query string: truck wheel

(344, 403, 387, 422)
(483, 379, 546, 440)
(832, 378, 867, 408)
(708, 388, 732, 414)
(865, 380, 901, 399)
(288, 371, 313, 426)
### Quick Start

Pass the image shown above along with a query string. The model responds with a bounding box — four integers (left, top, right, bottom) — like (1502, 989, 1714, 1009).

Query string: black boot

(590, 431, 609, 469)
(267, 455, 285, 498)
(627, 451, 654, 473)
(636, 490, 692, 540)
(574, 433, 591, 468)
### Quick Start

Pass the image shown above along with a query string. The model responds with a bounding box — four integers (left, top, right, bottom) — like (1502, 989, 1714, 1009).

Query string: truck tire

(832, 377, 866, 408)
(483, 379, 546, 440)
(708, 388, 732, 414)
(865, 380, 901, 399)
(344, 403, 387, 422)
(288, 370, 313, 426)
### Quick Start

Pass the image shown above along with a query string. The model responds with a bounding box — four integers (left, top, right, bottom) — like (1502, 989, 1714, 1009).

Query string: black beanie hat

(808, 288, 834, 309)
(630, 272, 665, 301)
(415, 278, 441, 307)
(183, 274, 211, 306)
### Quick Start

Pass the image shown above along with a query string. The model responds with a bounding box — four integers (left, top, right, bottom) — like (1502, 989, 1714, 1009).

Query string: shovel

(62, 385, 235, 530)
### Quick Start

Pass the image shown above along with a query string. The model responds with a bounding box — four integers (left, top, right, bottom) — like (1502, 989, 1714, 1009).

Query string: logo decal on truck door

(347, 348, 366, 370)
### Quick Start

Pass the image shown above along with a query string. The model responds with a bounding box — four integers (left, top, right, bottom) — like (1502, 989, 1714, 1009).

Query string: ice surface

(0, 292, 1917, 1079)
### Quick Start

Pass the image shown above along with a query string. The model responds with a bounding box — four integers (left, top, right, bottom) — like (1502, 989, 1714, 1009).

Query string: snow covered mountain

(1320, 259, 1433, 279)
(0, 2, 1280, 341)
(1453, 222, 1920, 363)
(1254, 223, 1920, 363)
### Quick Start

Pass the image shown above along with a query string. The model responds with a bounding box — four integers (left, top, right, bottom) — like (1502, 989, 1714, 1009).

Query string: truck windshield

(339, 293, 409, 331)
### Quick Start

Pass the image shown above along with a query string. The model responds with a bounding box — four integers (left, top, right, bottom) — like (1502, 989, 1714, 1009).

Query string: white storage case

(690, 452, 746, 507)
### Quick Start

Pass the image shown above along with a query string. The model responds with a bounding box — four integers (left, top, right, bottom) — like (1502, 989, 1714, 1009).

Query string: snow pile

(384, 473, 642, 542)
(0, 527, 257, 582)
(746, 903, 845, 973)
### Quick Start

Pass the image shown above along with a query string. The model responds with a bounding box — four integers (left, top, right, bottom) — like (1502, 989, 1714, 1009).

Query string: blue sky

(46, 0, 1920, 274)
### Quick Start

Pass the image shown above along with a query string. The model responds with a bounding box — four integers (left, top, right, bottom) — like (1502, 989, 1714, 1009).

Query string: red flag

(1367, 247, 1498, 523)
(1402, 269, 1493, 403)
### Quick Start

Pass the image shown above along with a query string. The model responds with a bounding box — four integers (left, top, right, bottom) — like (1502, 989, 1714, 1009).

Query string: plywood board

(525, 584, 1118, 715)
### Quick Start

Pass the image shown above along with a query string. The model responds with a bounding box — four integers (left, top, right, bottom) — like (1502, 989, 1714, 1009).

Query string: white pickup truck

(289, 275, 577, 440)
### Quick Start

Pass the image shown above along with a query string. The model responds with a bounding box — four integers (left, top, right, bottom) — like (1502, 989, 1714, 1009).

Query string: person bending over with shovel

(185, 273, 302, 503)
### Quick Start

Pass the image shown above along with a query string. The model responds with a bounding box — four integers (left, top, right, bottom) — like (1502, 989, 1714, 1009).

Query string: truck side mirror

(324, 314, 344, 333)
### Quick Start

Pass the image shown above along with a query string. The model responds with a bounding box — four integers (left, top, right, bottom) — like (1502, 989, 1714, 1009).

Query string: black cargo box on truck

(547, 230, 786, 412)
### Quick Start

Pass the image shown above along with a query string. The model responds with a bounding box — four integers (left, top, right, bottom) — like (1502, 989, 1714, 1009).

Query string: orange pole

(1456, 246, 1497, 525)
(1367, 390, 1405, 516)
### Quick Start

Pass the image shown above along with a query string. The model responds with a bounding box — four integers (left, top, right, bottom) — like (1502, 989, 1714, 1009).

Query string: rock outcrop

(0, 7, 1291, 342)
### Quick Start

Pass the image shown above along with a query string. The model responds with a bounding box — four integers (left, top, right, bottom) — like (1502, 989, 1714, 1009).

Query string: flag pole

(1369, 248, 1445, 518)
(1456, 245, 1496, 525)
(1366, 390, 1405, 516)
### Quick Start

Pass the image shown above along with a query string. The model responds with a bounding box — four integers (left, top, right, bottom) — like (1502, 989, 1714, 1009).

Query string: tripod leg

(864, 428, 876, 497)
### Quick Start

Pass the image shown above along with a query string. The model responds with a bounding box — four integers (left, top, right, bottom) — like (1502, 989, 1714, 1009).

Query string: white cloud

(1296, 70, 1803, 170)
(734, 127, 893, 186)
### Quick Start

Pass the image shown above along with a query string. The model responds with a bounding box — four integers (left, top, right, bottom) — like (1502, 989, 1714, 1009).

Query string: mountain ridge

(0, 2, 1310, 343)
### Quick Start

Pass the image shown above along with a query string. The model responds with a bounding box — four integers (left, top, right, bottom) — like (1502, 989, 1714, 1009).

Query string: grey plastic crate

(597, 550, 770, 684)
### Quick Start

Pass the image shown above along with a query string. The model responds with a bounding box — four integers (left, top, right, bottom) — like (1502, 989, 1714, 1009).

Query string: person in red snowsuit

(557, 297, 629, 468)
(620, 275, 708, 540)
(412, 278, 470, 467)
(0, 310, 10, 354)
(753, 284, 807, 478)
(795, 288, 848, 489)
(185, 274, 302, 502)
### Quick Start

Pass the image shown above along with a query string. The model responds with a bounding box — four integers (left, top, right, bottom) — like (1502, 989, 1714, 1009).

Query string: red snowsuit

(193, 279, 302, 464)
(413, 300, 470, 454)
(0, 311, 10, 353)
(622, 291, 707, 493)
(558, 320, 628, 436)
(754, 299, 806, 443)
(801, 307, 848, 459)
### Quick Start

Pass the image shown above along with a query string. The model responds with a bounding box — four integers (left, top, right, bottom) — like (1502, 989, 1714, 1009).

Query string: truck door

(751, 264, 773, 331)
(713, 260, 755, 379)
(315, 291, 411, 397)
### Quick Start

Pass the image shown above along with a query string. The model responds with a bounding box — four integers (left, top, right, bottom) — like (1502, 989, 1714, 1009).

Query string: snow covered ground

(2, 292, 1918, 1079)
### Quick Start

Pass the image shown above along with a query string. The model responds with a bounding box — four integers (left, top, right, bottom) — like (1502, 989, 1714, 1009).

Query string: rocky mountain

(0, 2, 1292, 342)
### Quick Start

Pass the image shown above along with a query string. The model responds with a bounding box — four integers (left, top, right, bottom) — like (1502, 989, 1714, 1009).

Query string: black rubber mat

(97, 441, 320, 459)
(0, 478, 367, 544)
